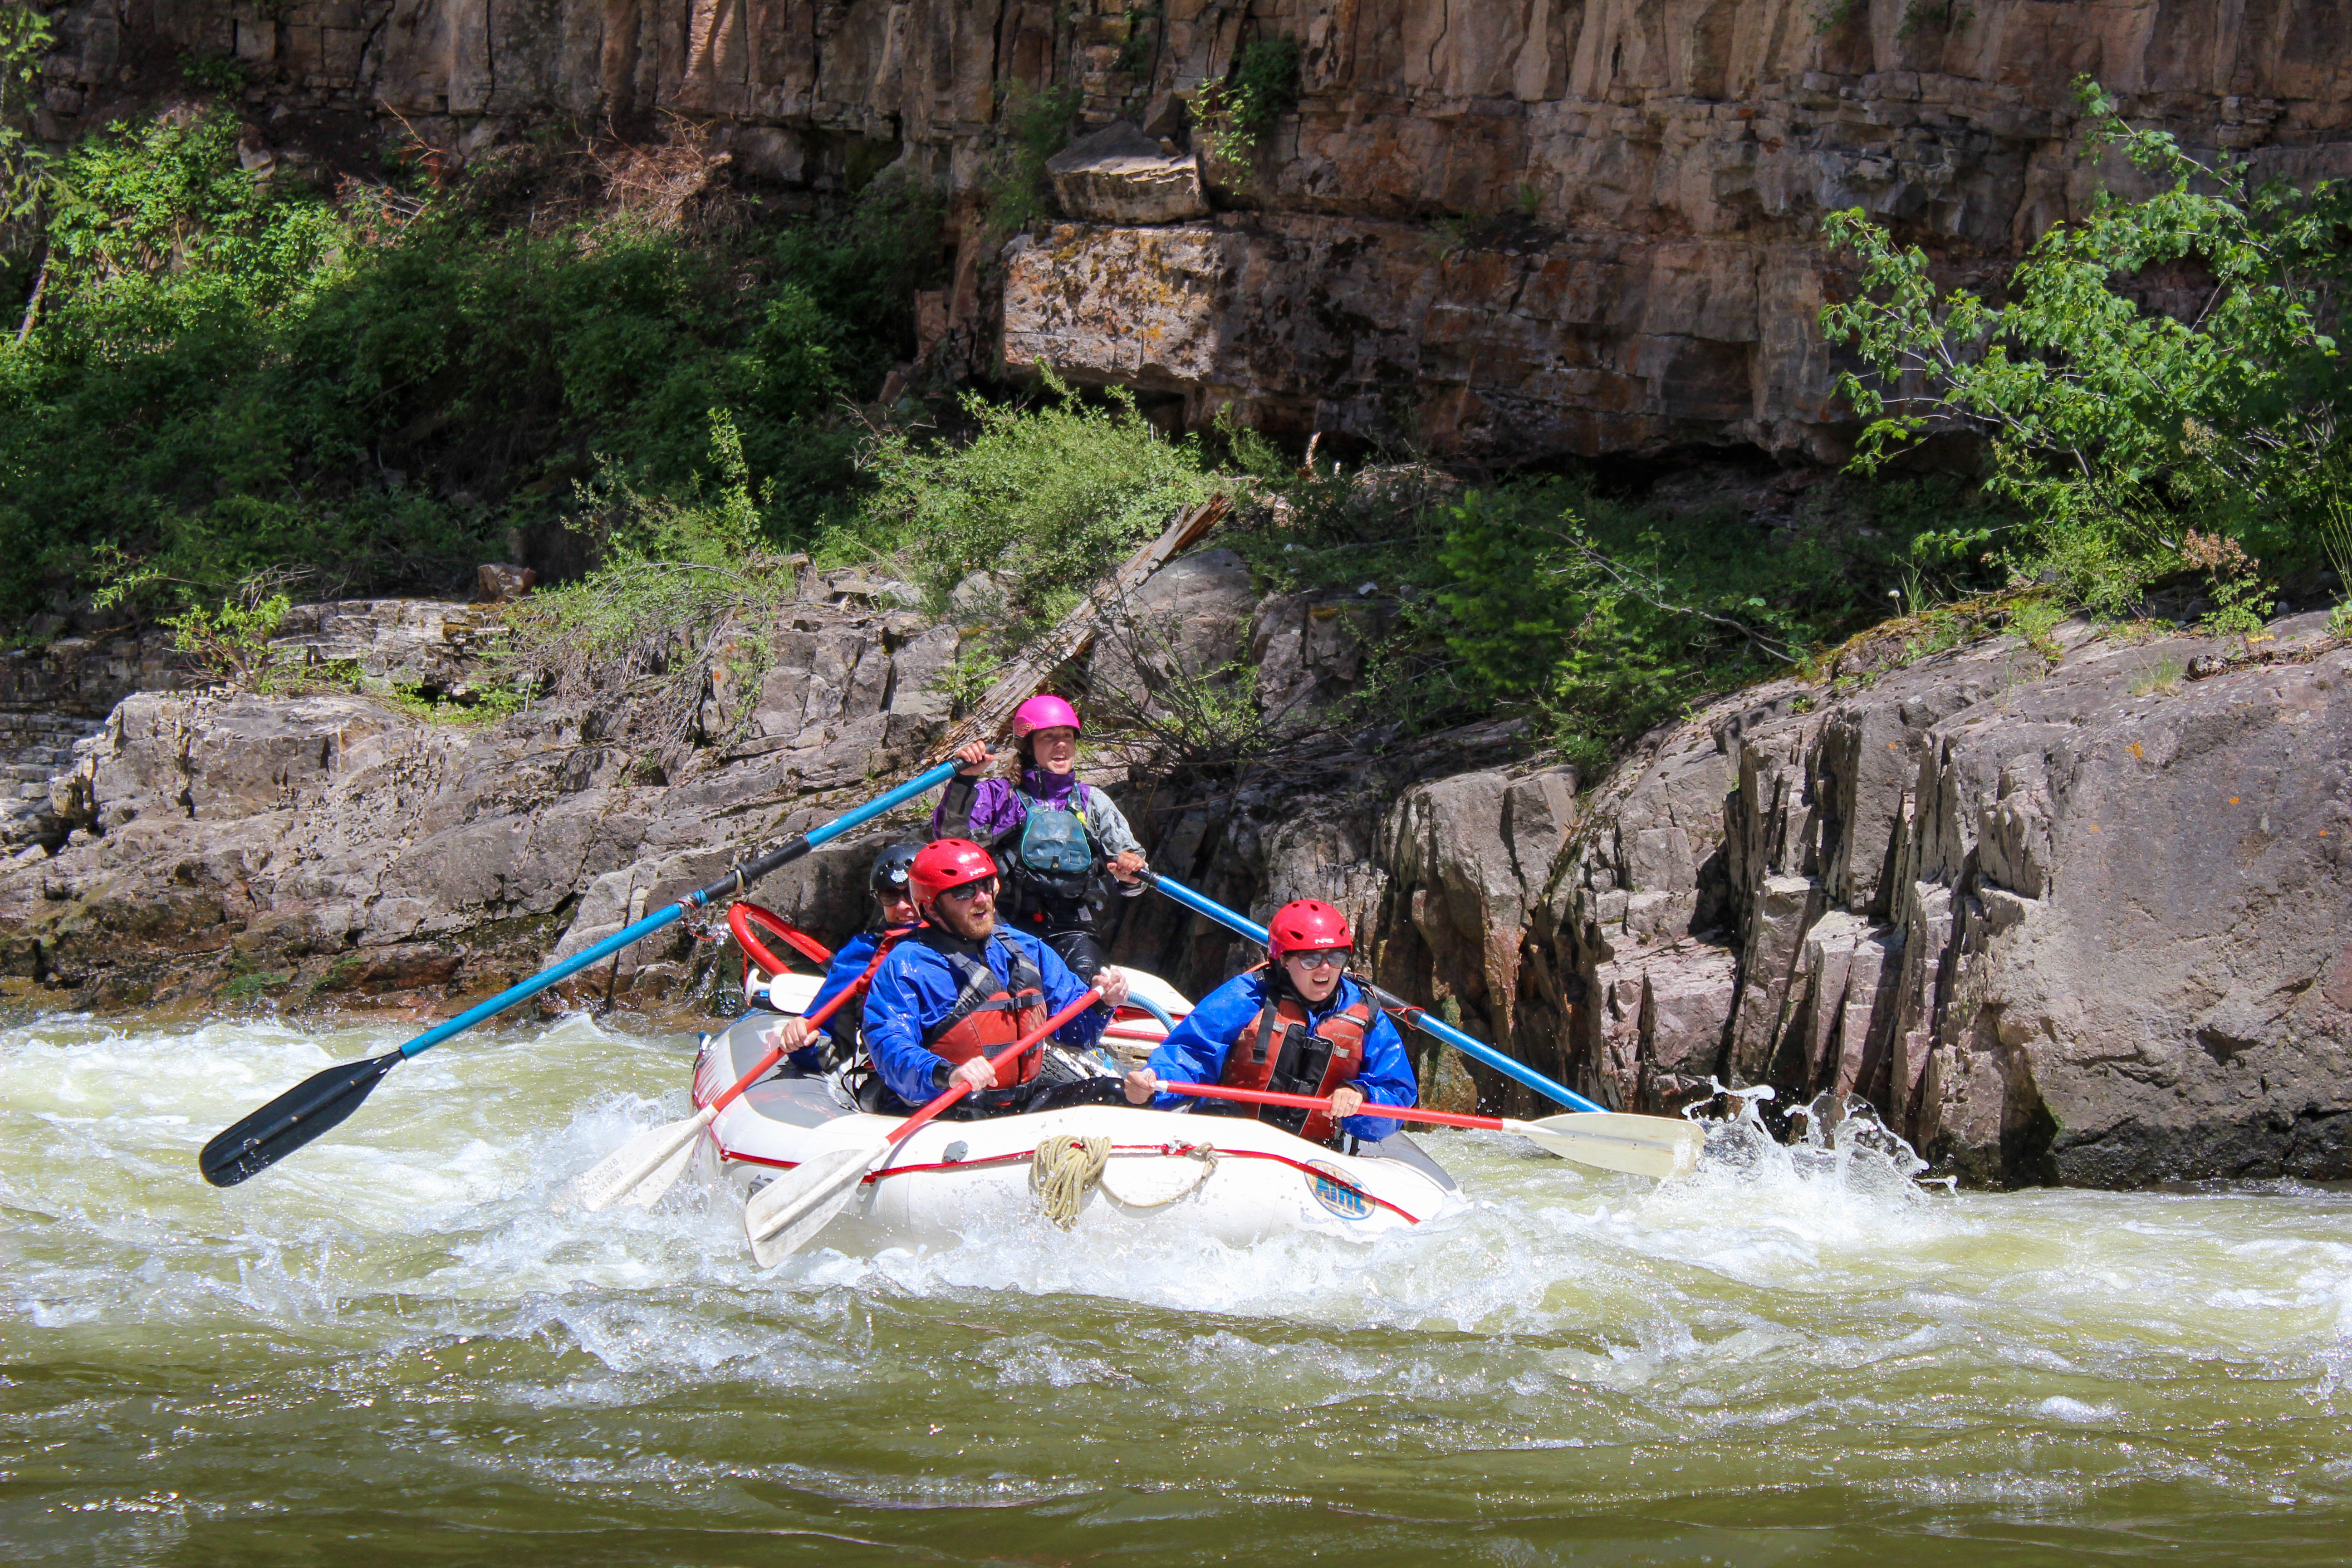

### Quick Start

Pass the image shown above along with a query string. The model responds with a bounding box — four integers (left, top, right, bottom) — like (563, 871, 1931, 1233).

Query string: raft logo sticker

(1303, 1160, 1371, 1221)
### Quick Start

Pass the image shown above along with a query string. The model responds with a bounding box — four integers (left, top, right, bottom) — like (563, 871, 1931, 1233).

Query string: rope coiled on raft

(1030, 1134, 1113, 1228)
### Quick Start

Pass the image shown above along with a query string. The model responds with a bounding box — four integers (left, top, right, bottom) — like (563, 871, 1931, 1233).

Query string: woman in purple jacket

(934, 694, 1147, 982)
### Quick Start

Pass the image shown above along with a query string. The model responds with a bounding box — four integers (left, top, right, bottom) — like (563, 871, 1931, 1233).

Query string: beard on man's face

(931, 884, 998, 939)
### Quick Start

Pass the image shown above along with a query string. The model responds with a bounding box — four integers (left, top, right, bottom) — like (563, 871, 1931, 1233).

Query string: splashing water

(3, 1014, 2348, 1563)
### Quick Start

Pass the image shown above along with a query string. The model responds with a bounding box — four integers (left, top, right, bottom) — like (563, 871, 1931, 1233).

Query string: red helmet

(910, 838, 998, 907)
(1011, 694, 1082, 738)
(1267, 899, 1352, 959)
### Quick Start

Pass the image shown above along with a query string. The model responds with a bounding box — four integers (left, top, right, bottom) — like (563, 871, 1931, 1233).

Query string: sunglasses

(1285, 950, 1349, 971)
(939, 878, 997, 903)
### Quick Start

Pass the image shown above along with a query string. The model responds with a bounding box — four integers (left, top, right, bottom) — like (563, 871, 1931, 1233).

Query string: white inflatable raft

(691, 975, 1460, 1251)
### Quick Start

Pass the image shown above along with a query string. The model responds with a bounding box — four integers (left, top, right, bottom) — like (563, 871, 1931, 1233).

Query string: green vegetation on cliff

(1222, 461, 1986, 767)
(1823, 83, 2352, 622)
(7, 82, 2347, 775)
(0, 107, 940, 622)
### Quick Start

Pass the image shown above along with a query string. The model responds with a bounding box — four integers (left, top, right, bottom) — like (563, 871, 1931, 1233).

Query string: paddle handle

(1152, 1078, 1503, 1131)
(1137, 870, 1606, 1115)
(882, 986, 1105, 1150)
(705, 927, 912, 1118)
(393, 762, 961, 1062)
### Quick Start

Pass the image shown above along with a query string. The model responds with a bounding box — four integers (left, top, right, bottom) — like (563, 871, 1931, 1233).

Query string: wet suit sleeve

(1143, 975, 1261, 1110)
(796, 932, 877, 1065)
(934, 778, 1021, 843)
(863, 946, 960, 1104)
(1340, 1001, 1418, 1143)
(1083, 788, 1148, 898)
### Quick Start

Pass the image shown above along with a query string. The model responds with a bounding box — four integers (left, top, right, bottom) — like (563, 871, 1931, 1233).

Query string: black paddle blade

(199, 1050, 404, 1187)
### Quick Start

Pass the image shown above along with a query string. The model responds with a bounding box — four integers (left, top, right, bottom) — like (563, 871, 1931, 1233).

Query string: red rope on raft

(702, 1132, 1421, 1224)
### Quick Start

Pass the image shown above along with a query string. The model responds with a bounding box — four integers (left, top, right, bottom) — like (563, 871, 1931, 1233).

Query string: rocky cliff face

(33, 1, 2352, 461)
(17, 4, 2352, 1185)
(1480, 615, 2352, 1187)
(1102, 591, 2352, 1189)
(0, 580, 961, 1014)
(0, 553, 2344, 1187)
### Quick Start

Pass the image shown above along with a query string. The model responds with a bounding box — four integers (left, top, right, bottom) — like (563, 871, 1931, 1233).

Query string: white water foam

(5, 1014, 2350, 1427)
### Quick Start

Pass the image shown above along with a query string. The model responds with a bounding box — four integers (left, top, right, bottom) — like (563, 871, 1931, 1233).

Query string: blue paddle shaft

(396, 760, 961, 1059)
(1143, 871, 1606, 1115)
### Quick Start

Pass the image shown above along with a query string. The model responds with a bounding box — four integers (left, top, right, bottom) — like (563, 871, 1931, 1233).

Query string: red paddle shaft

(704, 930, 909, 1120)
(1152, 1078, 1504, 1132)
(882, 987, 1105, 1151)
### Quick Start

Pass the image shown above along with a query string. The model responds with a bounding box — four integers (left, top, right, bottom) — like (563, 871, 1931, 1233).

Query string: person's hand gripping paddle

(743, 988, 1103, 1267)
(569, 932, 908, 1213)
(197, 761, 963, 1189)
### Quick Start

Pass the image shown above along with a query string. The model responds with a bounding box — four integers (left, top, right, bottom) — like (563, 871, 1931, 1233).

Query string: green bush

(983, 82, 1079, 236)
(0, 108, 941, 622)
(0, 2, 50, 228)
(167, 587, 294, 688)
(1231, 464, 1997, 760)
(1822, 79, 2352, 610)
(512, 408, 794, 744)
(1429, 480, 1886, 751)
(862, 374, 1214, 632)
(1194, 37, 1303, 166)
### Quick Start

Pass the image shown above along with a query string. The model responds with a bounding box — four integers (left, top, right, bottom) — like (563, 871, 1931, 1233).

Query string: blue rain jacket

(863, 925, 1109, 1103)
(1145, 970, 1417, 1142)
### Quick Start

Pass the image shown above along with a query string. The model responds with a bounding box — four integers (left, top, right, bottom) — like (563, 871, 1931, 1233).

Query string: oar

(1135, 868, 1609, 1113)
(744, 987, 1105, 1266)
(570, 928, 912, 1213)
(198, 761, 965, 1188)
(1150, 1080, 1703, 1180)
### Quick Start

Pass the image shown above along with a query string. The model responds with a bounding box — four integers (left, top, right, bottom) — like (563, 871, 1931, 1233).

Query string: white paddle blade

(1506, 1111, 1705, 1180)
(572, 1110, 709, 1213)
(613, 1131, 701, 1211)
(744, 1144, 875, 1267)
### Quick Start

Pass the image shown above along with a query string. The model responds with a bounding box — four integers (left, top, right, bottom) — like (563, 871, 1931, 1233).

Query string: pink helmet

(1010, 694, 1082, 739)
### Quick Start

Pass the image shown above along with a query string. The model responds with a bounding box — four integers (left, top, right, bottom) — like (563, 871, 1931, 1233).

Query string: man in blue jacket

(1123, 899, 1416, 1147)
(763, 841, 924, 1072)
(860, 838, 1130, 1117)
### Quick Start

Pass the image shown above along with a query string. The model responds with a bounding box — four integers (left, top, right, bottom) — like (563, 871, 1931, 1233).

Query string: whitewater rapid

(4, 1011, 2347, 1564)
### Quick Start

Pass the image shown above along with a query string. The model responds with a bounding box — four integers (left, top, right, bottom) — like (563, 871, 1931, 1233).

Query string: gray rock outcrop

(1107, 600, 2352, 1188)
(0, 580, 977, 1011)
(0, 543, 2343, 1190)
(29, 1, 2352, 462)
(1046, 121, 1207, 226)
(1524, 613, 2352, 1186)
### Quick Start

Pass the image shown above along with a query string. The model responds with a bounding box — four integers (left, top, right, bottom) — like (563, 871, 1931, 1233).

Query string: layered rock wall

(32, 1, 2352, 459)
(0, 577, 968, 1010)
(0, 543, 2343, 1187)
(1522, 614, 2352, 1186)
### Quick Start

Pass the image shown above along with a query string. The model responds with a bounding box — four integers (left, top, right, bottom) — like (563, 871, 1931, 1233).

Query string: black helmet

(870, 841, 924, 895)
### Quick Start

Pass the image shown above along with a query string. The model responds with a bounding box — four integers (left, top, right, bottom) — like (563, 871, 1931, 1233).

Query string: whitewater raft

(689, 970, 1460, 1250)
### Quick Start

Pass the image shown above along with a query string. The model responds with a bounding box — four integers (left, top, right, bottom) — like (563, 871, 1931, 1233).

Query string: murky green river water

(3, 1012, 2348, 1565)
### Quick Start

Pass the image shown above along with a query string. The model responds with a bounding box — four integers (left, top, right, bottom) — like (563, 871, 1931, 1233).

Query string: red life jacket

(917, 929, 1049, 1087)
(1219, 971, 1372, 1144)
